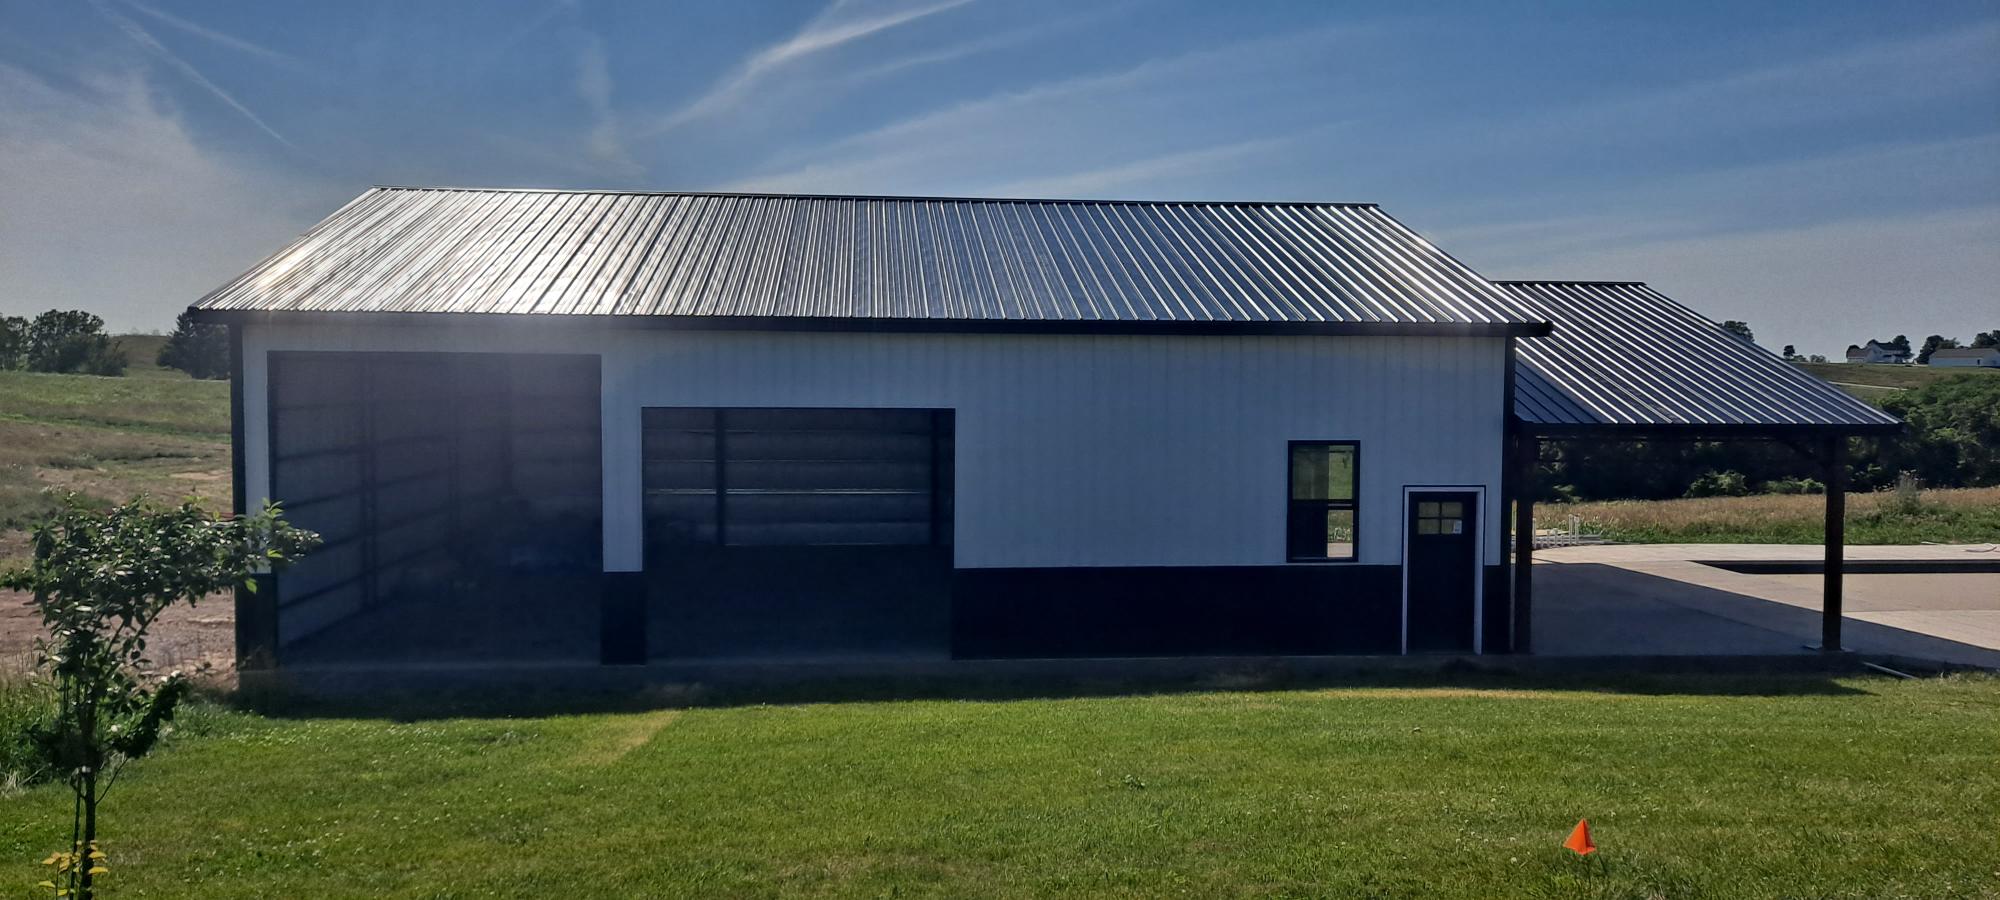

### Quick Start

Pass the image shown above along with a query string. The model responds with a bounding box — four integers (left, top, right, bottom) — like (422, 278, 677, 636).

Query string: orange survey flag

(1563, 819, 1597, 855)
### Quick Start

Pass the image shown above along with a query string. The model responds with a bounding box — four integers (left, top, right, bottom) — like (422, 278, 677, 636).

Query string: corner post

(230, 324, 279, 669)
(1821, 435, 1846, 653)
(1511, 432, 1537, 654)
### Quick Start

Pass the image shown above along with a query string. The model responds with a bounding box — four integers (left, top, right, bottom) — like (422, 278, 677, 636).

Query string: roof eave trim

(188, 307, 1552, 338)
(1515, 419, 1905, 439)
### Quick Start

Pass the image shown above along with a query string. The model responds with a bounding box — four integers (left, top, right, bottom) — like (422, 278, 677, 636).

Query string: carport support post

(1821, 436, 1846, 653)
(1511, 432, 1536, 654)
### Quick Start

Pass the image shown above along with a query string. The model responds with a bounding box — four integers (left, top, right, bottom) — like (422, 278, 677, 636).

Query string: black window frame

(1286, 440, 1360, 563)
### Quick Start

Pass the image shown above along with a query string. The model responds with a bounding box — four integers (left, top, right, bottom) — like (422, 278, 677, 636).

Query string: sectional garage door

(642, 408, 954, 661)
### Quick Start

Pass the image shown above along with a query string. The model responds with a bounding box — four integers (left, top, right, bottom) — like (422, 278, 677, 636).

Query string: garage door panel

(642, 407, 953, 661)
(725, 459, 931, 492)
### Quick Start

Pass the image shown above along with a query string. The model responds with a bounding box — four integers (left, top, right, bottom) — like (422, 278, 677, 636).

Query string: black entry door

(1405, 491, 1478, 653)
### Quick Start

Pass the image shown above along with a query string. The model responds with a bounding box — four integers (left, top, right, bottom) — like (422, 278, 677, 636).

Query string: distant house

(1928, 347, 2000, 368)
(1846, 340, 1910, 364)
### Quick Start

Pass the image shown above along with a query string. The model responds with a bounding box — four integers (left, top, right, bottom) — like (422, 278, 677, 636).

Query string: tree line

(1788, 330, 2000, 364)
(1543, 374, 2000, 501)
(0, 310, 228, 379)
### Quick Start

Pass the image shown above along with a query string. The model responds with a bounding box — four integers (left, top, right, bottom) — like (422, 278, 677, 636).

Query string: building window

(1288, 442, 1358, 561)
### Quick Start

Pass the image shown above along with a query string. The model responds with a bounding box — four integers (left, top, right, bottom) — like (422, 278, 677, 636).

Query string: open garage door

(642, 408, 954, 662)
(267, 351, 601, 666)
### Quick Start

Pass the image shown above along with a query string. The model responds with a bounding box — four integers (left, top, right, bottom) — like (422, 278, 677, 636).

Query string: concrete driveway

(1534, 543, 2000, 668)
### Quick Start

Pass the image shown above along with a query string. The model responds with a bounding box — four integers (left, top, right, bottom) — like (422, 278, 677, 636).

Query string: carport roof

(1501, 281, 1901, 437)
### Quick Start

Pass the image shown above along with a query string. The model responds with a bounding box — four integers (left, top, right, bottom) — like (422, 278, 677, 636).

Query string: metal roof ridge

(364, 185, 1383, 209)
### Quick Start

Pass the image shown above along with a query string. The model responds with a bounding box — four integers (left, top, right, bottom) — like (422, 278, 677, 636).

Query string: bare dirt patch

(1, 590, 235, 678)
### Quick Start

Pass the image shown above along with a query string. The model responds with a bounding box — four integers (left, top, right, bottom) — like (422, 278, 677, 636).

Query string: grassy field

(1796, 360, 2000, 392)
(1542, 486, 2000, 545)
(1, 672, 1996, 898)
(0, 341, 228, 564)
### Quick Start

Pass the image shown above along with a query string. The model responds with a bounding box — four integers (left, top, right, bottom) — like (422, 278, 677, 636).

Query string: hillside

(1796, 360, 2000, 393)
(0, 337, 229, 564)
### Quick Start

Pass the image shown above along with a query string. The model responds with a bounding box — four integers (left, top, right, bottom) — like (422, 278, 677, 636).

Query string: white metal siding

(243, 325, 1508, 573)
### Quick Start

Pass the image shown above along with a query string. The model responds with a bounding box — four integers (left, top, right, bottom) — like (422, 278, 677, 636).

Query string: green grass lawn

(2, 673, 1996, 898)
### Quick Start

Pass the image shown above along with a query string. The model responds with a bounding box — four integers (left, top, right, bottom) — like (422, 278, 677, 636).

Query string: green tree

(155, 311, 230, 380)
(1684, 469, 1750, 498)
(1720, 320, 1754, 343)
(1972, 330, 1999, 349)
(1916, 334, 1959, 365)
(1781, 344, 1796, 360)
(0, 315, 26, 369)
(1871, 376, 2000, 489)
(25, 310, 126, 376)
(2, 496, 317, 900)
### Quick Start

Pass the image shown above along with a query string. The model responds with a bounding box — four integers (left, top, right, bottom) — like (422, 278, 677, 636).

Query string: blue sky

(0, 0, 1994, 355)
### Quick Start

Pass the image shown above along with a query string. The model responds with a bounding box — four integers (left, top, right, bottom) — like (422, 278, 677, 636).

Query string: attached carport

(1499, 281, 1904, 654)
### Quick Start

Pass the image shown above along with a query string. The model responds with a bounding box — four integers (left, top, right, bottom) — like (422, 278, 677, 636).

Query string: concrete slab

(1534, 544, 2000, 668)
(1761, 573, 2000, 612)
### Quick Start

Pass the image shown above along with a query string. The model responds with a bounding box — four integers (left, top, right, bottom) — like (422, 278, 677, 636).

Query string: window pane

(1325, 446, 1355, 501)
(1290, 446, 1326, 500)
(1418, 519, 1440, 535)
(1291, 444, 1355, 501)
(1441, 501, 1464, 519)
(1419, 501, 1439, 517)
(1324, 508, 1355, 559)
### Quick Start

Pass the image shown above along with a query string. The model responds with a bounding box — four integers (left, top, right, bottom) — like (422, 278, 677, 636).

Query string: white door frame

(1399, 485, 1487, 656)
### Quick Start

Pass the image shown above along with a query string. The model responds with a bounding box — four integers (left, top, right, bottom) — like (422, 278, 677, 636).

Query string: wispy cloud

(0, 62, 337, 329)
(1439, 133, 2000, 269)
(985, 136, 1306, 198)
(838, 3, 1130, 86)
(123, 0, 308, 72)
(1467, 20, 2000, 157)
(86, 0, 296, 149)
(573, 31, 641, 177)
(728, 25, 1359, 194)
(647, 0, 973, 134)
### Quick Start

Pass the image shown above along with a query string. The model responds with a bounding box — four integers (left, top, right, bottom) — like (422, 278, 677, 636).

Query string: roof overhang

(190, 307, 1552, 338)
(1500, 281, 1903, 439)
(1514, 419, 1904, 440)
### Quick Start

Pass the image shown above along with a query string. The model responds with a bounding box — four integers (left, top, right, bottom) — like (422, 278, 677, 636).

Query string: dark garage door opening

(643, 407, 954, 662)
(268, 351, 602, 667)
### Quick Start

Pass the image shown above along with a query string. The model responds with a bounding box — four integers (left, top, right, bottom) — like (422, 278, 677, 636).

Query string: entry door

(1405, 490, 1478, 653)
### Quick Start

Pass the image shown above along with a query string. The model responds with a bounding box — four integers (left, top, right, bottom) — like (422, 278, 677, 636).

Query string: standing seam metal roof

(192, 187, 1545, 328)
(1501, 281, 1901, 433)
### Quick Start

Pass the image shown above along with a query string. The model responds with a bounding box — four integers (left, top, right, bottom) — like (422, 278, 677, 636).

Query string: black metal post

(1822, 436, 1846, 653)
(1512, 432, 1537, 654)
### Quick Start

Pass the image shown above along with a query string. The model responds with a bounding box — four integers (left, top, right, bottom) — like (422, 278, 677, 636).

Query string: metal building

(190, 187, 1894, 673)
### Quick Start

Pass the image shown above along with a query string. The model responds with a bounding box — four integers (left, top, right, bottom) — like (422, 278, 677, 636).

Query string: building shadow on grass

(226, 653, 1892, 722)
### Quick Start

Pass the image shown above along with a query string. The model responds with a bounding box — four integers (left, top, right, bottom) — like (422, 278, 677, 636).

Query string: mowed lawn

(2, 674, 1997, 898)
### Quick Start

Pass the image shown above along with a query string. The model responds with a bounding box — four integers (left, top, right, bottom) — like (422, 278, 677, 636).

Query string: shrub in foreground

(1, 495, 316, 899)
